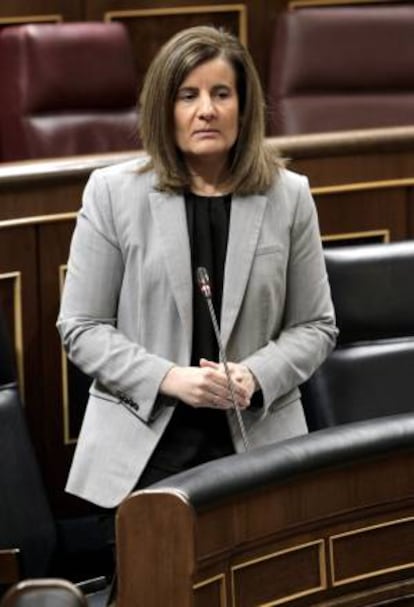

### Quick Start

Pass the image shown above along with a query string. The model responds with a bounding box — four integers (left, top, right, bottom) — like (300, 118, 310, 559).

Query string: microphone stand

(197, 266, 249, 451)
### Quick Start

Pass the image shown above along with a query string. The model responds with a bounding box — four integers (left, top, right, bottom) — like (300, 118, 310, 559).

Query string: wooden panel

(196, 502, 239, 558)
(194, 574, 226, 607)
(117, 492, 195, 607)
(0, 0, 82, 23)
(231, 540, 326, 606)
(330, 517, 414, 586)
(193, 450, 414, 564)
(0, 181, 84, 221)
(0, 549, 20, 585)
(277, 128, 414, 186)
(314, 188, 409, 242)
(408, 186, 414, 238)
(104, 4, 247, 96)
(246, 0, 286, 87)
(289, 150, 414, 187)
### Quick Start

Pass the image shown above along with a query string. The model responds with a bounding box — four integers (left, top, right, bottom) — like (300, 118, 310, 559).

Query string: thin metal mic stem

(197, 267, 249, 450)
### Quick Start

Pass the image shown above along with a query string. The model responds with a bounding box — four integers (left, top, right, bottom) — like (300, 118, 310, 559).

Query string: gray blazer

(57, 159, 337, 508)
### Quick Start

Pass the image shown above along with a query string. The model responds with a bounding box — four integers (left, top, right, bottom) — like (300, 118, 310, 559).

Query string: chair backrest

(267, 5, 414, 135)
(0, 312, 56, 579)
(301, 240, 414, 430)
(0, 22, 140, 161)
(1, 579, 87, 607)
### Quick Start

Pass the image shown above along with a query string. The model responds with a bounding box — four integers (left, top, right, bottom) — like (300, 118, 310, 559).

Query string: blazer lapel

(149, 191, 193, 352)
(221, 194, 268, 349)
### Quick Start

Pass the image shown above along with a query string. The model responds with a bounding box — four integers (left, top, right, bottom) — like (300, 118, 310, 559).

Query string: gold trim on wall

(289, 0, 395, 8)
(322, 229, 390, 244)
(104, 4, 248, 46)
(329, 516, 414, 586)
(0, 213, 77, 230)
(194, 573, 227, 607)
(311, 177, 414, 197)
(231, 539, 326, 607)
(0, 14, 63, 25)
(59, 264, 76, 445)
(0, 272, 24, 397)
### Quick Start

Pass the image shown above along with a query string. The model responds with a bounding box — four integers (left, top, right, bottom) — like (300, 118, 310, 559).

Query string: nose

(197, 93, 215, 120)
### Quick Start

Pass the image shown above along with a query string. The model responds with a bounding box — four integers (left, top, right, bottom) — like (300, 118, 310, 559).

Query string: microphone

(196, 266, 249, 450)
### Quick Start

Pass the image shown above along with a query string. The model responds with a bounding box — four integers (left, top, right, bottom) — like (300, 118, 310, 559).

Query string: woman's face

(173, 57, 239, 166)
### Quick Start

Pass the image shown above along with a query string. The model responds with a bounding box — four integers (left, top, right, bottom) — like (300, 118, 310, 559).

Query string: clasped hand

(160, 358, 256, 410)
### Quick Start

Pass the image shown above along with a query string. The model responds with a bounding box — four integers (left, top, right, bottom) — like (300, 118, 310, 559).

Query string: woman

(57, 25, 337, 510)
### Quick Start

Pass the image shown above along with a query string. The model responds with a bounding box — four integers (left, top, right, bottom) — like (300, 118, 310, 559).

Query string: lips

(192, 129, 220, 136)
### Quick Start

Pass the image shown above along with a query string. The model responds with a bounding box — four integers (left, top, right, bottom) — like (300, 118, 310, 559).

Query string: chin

(191, 143, 230, 157)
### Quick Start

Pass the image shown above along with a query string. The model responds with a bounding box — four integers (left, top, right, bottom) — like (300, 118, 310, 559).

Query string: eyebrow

(177, 83, 233, 92)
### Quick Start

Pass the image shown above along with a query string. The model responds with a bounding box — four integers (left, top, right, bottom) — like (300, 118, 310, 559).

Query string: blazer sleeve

(242, 176, 338, 408)
(56, 169, 174, 423)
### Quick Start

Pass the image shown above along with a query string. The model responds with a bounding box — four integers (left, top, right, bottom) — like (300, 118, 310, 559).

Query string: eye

(176, 88, 197, 102)
(213, 87, 232, 100)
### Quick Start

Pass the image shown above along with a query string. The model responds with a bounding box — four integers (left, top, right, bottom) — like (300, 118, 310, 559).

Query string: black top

(186, 191, 231, 366)
(141, 192, 235, 481)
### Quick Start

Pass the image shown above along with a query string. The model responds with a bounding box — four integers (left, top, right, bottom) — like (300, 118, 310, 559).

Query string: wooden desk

(116, 414, 414, 607)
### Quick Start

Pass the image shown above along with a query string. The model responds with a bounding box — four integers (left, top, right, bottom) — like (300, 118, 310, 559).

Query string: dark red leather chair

(267, 5, 414, 135)
(0, 22, 140, 161)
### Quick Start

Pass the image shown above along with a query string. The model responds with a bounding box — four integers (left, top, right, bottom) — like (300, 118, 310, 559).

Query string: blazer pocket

(255, 244, 283, 256)
(89, 381, 120, 404)
(268, 388, 301, 414)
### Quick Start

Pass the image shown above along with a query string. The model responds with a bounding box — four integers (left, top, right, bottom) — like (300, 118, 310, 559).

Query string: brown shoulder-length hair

(138, 25, 282, 195)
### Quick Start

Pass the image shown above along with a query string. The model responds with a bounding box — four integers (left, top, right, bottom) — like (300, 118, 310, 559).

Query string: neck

(186, 155, 231, 196)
